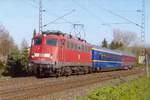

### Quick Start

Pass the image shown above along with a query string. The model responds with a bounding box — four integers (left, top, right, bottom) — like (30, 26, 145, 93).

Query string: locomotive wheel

(64, 67, 72, 76)
(36, 67, 45, 78)
(56, 68, 62, 77)
(26, 66, 33, 75)
(84, 66, 89, 74)
(89, 67, 92, 73)
(78, 67, 85, 75)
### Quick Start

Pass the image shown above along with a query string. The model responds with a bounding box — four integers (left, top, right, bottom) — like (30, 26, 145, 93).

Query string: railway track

(0, 67, 145, 100)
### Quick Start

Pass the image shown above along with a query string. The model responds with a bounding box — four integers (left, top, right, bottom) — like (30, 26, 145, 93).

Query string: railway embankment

(78, 75, 150, 100)
(0, 67, 146, 100)
(30, 68, 145, 100)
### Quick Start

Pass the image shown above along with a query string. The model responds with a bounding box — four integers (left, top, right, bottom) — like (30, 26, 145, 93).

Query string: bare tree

(20, 38, 28, 51)
(0, 24, 15, 58)
(113, 29, 139, 46)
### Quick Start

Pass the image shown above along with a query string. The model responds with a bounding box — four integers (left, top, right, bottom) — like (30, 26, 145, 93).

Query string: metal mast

(141, 0, 149, 77)
(141, 0, 145, 53)
(39, 0, 42, 34)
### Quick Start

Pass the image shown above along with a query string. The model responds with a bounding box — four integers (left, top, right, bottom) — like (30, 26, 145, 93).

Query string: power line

(22, 0, 38, 8)
(43, 9, 75, 27)
(89, 1, 143, 29)
(25, 0, 76, 25)
(72, 0, 103, 23)
(100, 7, 143, 29)
(112, 10, 142, 13)
(23, 0, 76, 32)
(101, 22, 130, 25)
(45, 11, 75, 25)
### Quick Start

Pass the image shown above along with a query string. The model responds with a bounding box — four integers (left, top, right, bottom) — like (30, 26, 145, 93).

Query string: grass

(77, 75, 150, 100)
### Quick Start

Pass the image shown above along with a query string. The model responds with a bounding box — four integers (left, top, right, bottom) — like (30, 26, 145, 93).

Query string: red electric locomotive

(28, 31, 92, 77)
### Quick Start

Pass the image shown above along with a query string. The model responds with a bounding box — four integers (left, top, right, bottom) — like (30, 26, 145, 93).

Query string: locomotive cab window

(34, 38, 42, 45)
(46, 38, 57, 46)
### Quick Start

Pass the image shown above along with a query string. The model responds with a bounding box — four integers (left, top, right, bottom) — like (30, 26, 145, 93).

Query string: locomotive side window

(69, 42, 72, 49)
(59, 39, 65, 46)
(71, 42, 74, 49)
(67, 41, 69, 48)
(81, 45, 84, 52)
(78, 45, 81, 51)
(88, 47, 91, 52)
(67, 41, 72, 49)
(34, 38, 42, 45)
(46, 39, 57, 46)
(75, 44, 77, 50)
(86, 46, 88, 52)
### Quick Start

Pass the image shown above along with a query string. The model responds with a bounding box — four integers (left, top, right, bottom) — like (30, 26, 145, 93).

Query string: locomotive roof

(41, 30, 90, 45)
(42, 30, 65, 36)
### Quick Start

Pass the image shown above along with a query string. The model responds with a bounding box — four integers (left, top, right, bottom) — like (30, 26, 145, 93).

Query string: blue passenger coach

(92, 47, 123, 71)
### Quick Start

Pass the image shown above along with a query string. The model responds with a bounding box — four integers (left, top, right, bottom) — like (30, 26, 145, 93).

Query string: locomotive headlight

(31, 53, 39, 57)
(31, 53, 52, 58)
(44, 53, 50, 57)
(34, 53, 40, 57)
(50, 54, 53, 59)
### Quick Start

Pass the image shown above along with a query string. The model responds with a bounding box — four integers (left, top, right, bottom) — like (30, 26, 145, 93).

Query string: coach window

(99, 54, 102, 59)
(46, 38, 57, 46)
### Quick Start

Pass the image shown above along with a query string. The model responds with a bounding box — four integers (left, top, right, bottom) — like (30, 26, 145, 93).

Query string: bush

(0, 60, 5, 70)
(4, 47, 28, 77)
(78, 76, 150, 100)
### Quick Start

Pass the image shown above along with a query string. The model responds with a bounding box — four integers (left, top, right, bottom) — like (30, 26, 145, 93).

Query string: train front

(28, 33, 59, 76)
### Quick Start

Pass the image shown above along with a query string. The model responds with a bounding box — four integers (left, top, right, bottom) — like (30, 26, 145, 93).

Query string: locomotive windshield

(46, 38, 57, 46)
(34, 38, 42, 45)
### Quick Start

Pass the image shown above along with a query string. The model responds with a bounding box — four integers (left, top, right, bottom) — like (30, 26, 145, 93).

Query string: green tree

(20, 47, 29, 71)
(109, 41, 124, 50)
(118, 42, 123, 47)
(102, 38, 108, 48)
(0, 24, 16, 75)
(5, 47, 29, 76)
(33, 29, 36, 37)
(4, 47, 21, 76)
(110, 41, 116, 50)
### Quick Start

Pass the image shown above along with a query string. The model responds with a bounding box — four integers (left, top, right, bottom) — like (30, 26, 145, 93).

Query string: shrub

(78, 76, 150, 100)
(0, 60, 5, 70)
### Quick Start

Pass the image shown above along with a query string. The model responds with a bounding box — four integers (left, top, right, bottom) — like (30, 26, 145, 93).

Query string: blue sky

(0, 0, 149, 46)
